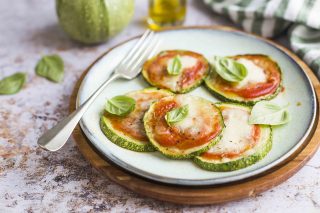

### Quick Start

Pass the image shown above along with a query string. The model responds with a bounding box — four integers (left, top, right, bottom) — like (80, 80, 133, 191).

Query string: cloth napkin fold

(203, 0, 320, 78)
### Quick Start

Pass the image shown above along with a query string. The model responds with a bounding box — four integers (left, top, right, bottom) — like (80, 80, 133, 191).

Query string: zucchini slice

(100, 88, 173, 152)
(194, 103, 272, 172)
(144, 95, 224, 159)
(142, 50, 210, 93)
(205, 54, 282, 105)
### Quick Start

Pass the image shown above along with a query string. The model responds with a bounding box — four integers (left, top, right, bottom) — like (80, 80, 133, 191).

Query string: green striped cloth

(203, 0, 320, 78)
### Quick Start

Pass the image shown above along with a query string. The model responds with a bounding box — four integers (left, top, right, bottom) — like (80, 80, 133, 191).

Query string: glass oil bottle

(148, 0, 187, 30)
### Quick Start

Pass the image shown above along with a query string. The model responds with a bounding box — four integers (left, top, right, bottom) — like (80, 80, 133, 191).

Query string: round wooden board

(70, 26, 320, 205)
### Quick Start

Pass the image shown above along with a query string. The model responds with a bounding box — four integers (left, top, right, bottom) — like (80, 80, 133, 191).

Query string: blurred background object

(56, 0, 135, 44)
(148, 0, 187, 30)
(203, 0, 320, 80)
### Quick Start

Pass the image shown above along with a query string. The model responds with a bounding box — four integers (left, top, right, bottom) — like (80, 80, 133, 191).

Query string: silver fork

(38, 30, 160, 151)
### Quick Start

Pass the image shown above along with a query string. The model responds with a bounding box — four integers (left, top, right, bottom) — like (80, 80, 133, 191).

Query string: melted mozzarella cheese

(129, 90, 170, 110)
(236, 58, 267, 88)
(162, 75, 180, 90)
(173, 95, 215, 136)
(124, 91, 169, 132)
(208, 107, 253, 154)
(167, 55, 198, 71)
(163, 56, 198, 90)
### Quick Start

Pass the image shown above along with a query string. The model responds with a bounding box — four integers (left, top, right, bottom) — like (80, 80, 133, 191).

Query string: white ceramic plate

(77, 28, 317, 186)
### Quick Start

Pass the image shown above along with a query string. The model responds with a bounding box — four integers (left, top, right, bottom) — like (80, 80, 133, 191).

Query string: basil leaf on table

(105, 95, 136, 116)
(167, 55, 182, 75)
(212, 56, 247, 82)
(0, 72, 26, 95)
(35, 54, 64, 83)
(248, 101, 290, 125)
(165, 105, 189, 126)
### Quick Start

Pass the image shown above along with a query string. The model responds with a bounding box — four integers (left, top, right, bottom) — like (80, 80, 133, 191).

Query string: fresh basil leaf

(167, 55, 182, 75)
(35, 54, 64, 83)
(212, 56, 247, 82)
(165, 105, 189, 126)
(0, 72, 26, 95)
(105, 95, 136, 116)
(249, 101, 290, 125)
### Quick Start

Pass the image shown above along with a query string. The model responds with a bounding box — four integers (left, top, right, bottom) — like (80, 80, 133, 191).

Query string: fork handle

(38, 72, 121, 151)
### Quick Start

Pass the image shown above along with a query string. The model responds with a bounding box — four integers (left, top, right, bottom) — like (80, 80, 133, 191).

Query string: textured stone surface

(0, 0, 319, 212)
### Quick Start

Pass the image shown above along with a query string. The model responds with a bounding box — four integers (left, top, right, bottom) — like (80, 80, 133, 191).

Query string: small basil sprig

(165, 105, 189, 126)
(167, 55, 182, 75)
(105, 95, 136, 116)
(0, 72, 26, 95)
(212, 56, 247, 82)
(249, 101, 290, 125)
(35, 54, 64, 83)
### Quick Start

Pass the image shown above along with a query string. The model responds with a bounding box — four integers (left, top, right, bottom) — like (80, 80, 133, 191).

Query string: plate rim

(76, 26, 318, 186)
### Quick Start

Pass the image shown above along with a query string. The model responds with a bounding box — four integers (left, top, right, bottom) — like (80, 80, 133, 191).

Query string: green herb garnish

(35, 54, 64, 83)
(105, 95, 136, 116)
(165, 105, 189, 126)
(212, 56, 247, 82)
(249, 101, 290, 125)
(167, 55, 182, 75)
(0, 72, 26, 95)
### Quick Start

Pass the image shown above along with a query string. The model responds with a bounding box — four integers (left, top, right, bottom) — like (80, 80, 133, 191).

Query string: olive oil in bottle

(148, 0, 187, 30)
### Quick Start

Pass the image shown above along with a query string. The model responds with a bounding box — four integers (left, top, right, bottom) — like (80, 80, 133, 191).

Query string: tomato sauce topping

(213, 55, 281, 99)
(201, 124, 261, 160)
(149, 98, 223, 150)
(143, 50, 209, 91)
(106, 91, 169, 142)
